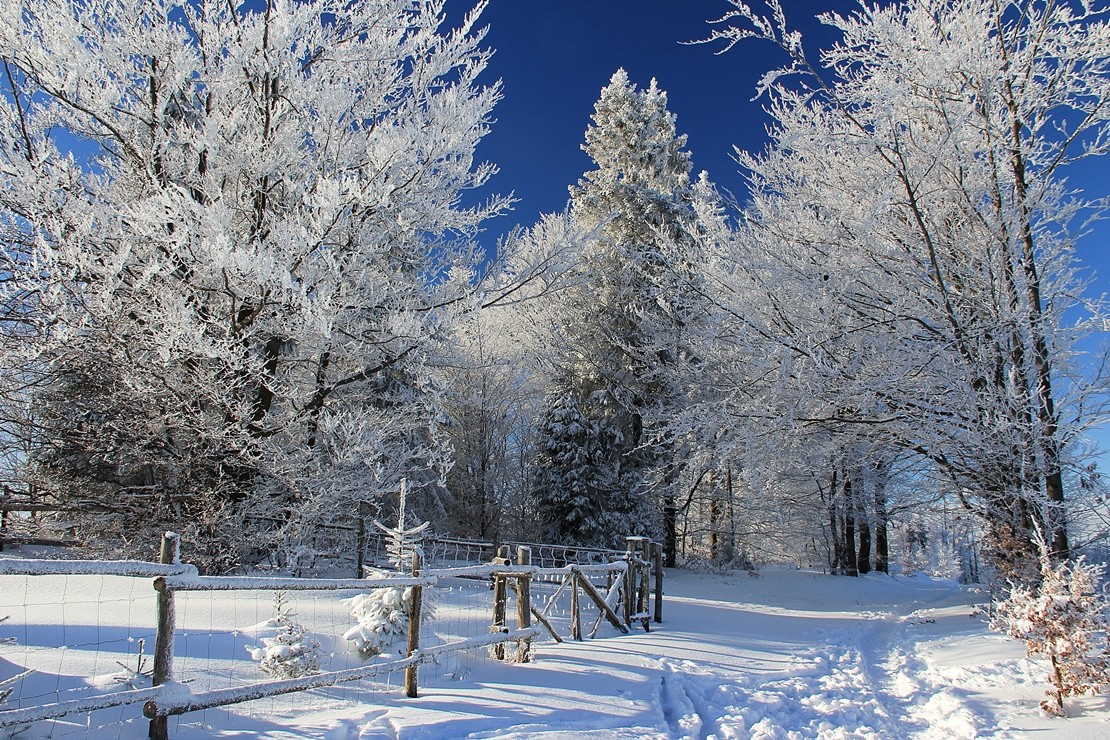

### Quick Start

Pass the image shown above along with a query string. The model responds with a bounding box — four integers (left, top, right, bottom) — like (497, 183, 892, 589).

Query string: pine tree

(248, 592, 322, 680)
(533, 383, 617, 547)
(344, 581, 436, 659)
(537, 69, 707, 556)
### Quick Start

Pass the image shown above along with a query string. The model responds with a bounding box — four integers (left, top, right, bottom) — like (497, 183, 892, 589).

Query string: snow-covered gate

(0, 534, 662, 738)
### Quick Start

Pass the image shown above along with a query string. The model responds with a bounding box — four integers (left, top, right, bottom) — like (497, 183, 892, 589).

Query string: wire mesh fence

(0, 535, 661, 738)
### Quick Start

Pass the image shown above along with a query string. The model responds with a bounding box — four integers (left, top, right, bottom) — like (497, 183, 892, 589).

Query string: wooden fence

(0, 533, 662, 738)
(0, 496, 80, 551)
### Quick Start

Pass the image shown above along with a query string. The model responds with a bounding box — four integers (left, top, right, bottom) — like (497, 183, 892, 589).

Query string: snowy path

(314, 569, 1109, 740)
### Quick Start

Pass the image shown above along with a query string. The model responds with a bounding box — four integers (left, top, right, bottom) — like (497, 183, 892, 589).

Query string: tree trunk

(663, 493, 677, 568)
(857, 516, 872, 575)
(708, 494, 719, 562)
(874, 486, 889, 574)
(842, 473, 858, 577)
(826, 468, 841, 574)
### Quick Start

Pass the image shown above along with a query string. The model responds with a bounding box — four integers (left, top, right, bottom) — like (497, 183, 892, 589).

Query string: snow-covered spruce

(247, 592, 322, 679)
(344, 578, 437, 659)
(991, 552, 1110, 716)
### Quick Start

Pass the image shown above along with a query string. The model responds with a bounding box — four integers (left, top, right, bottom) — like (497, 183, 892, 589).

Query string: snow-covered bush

(247, 593, 321, 679)
(991, 551, 1110, 716)
(344, 583, 436, 659)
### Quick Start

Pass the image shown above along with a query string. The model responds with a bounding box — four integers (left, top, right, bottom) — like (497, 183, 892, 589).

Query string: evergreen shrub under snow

(344, 580, 437, 659)
(246, 593, 322, 679)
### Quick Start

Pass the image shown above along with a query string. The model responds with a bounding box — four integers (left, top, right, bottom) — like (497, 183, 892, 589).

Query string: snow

(0, 560, 197, 577)
(2, 565, 1108, 737)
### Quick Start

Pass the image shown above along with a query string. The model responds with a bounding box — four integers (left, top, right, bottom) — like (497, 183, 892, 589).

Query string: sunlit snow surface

(2, 566, 1108, 738)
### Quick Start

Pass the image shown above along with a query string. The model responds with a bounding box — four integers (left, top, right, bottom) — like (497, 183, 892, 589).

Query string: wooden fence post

(491, 545, 510, 659)
(148, 532, 179, 740)
(569, 570, 582, 641)
(653, 542, 664, 624)
(515, 546, 532, 662)
(623, 538, 638, 628)
(639, 534, 652, 630)
(404, 548, 423, 698)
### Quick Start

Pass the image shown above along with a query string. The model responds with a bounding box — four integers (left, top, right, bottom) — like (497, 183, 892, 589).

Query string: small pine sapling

(247, 592, 322, 679)
(374, 478, 429, 571)
(347, 480, 436, 658)
(991, 547, 1110, 716)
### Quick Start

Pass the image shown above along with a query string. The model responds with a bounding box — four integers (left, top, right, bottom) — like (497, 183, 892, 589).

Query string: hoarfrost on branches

(0, 0, 512, 568)
(694, 0, 1110, 577)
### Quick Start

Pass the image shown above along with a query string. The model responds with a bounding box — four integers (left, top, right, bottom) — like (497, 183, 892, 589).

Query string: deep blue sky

(460, 0, 848, 243)
(455, 0, 1109, 294)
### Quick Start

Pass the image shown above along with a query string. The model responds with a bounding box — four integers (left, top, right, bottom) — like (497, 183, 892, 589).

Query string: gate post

(515, 546, 532, 662)
(622, 538, 637, 627)
(569, 570, 582, 640)
(653, 542, 664, 624)
(491, 545, 510, 659)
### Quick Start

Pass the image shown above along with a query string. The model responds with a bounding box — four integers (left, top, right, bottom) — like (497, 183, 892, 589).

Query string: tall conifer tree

(534, 70, 707, 556)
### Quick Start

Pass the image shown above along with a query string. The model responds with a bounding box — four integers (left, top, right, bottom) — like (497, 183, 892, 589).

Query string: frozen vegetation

(1, 0, 1109, 733)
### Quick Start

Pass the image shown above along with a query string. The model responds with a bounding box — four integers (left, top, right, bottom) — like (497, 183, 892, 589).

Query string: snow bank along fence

(0, 533, 662, 738)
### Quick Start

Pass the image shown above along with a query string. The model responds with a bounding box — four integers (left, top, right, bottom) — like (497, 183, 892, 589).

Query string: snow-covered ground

(2, 565, 1108, 738)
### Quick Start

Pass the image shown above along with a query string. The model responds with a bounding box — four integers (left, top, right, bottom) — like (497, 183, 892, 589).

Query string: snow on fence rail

(0, 534, 663, 738)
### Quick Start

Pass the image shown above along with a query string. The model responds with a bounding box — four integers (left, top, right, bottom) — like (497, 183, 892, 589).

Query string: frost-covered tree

(441, 314, 538, 542)
(438, 212, 590, 542)
(0, 0, 509, 567)
(703, 0, 1110, 577)
(992, 544, 1110, 716)
(536, 69, 710, 558)
(344, 580, 436, 659)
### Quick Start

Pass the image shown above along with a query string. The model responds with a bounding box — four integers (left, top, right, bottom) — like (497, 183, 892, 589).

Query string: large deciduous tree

(705, 0, 1109, 577)
(0, 0, 508, 568)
